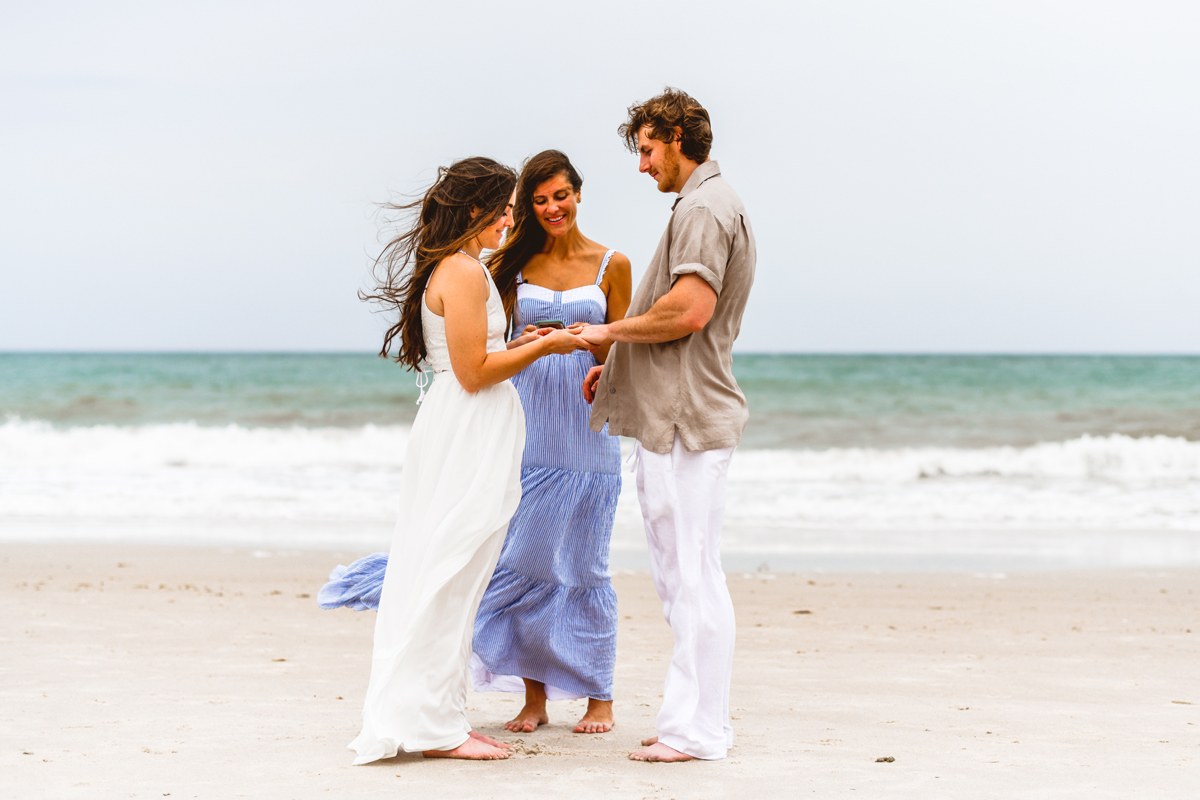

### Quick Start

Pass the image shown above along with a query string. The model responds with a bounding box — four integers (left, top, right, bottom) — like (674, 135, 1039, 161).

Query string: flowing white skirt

(349, 375, 524, 764)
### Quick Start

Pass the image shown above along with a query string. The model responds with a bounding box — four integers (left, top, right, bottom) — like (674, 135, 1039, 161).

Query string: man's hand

(582, 365, 604, 404)
(543, 328, 595, 354)
(579, 324, 614, 349)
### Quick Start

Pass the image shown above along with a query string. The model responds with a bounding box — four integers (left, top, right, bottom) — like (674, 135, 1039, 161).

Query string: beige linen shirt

(589, 160, 756, 454)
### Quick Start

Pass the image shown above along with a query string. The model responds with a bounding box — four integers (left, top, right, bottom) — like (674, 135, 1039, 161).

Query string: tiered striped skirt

(471, 348, 621, 701)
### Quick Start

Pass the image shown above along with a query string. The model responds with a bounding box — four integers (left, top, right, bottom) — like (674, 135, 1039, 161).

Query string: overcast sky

(2, 1, 1198, 353)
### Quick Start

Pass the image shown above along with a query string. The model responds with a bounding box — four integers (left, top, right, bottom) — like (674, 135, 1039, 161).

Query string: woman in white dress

(347, 157, 593, 763)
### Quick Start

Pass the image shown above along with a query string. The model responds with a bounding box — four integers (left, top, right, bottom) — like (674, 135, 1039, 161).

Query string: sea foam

(2, 419, 1199, 546)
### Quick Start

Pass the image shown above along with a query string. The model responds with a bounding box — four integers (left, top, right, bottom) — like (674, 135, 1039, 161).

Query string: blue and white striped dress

(470, 250, 621, 701)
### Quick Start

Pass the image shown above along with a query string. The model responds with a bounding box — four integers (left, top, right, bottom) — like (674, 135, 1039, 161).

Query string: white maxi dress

(349, 261, 525, 764)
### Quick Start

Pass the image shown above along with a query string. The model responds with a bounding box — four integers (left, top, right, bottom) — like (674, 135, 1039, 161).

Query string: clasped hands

(513, 323, 614, 353)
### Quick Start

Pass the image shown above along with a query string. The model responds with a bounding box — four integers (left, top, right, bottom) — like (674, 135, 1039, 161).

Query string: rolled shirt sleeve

(669, 205, 730, 296)
(590, 160, 756, 454)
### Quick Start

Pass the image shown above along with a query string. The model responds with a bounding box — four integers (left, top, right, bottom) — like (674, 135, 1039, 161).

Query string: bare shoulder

(606, 250, 632, 274)
(427, 252, 489, 297)
(425, 253, 490, 316)
(438, 251, 488, 280)
(602, 251, 632, 287)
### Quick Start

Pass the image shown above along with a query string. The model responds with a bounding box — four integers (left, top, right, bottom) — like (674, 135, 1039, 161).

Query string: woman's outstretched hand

(508, 324, 553, 348)
(582, 365, 604, 404)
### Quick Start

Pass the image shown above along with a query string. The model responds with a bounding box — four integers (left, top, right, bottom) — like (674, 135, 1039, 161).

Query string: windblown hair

(488, 150, 584, 327)
(618, 87, 712, 163)
(361, 156, 517, 369)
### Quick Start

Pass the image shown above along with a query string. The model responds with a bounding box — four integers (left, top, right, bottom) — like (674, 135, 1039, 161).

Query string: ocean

(2, 353, 1199, 571)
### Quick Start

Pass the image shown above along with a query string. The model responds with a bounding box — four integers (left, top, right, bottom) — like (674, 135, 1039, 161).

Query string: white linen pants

(635, 433, 736, 760)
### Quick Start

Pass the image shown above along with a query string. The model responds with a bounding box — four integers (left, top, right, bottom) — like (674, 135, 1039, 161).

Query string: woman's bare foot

(629, 737, 694, 762)
(504, 702, 548, 732)
(423, 737, 509, 760)
(468, 730, 511, 749)
(573, 698, 614, 733)
(505, 678, 549, 732)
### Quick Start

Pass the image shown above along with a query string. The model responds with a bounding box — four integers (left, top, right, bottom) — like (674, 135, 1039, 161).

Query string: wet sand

(2, 545, 1197, 798)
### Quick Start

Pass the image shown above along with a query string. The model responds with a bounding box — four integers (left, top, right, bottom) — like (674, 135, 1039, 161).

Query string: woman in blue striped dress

(471, 150, 631, 734)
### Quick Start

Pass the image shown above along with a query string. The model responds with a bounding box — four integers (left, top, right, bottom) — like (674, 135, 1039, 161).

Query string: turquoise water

(2, 353, 1198, 447)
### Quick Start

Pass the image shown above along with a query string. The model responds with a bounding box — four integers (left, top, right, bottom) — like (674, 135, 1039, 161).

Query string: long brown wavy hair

(361, 156, 517, 369)
(488, 150, 583, 328)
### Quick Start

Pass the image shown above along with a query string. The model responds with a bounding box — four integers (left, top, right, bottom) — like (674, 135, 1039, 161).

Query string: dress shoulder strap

(595, 249, 616, 286)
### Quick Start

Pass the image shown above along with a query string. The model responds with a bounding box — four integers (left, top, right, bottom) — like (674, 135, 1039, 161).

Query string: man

(581, 87, 756, 763)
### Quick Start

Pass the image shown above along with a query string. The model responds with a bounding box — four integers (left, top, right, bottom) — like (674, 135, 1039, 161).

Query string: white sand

(2, 545, 1197, 798)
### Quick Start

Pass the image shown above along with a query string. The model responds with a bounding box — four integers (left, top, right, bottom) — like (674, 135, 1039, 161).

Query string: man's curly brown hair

(618, 87, 712, 163)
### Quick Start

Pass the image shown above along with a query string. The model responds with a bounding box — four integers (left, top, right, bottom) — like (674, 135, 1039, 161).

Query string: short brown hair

(619, 87, 712, 163)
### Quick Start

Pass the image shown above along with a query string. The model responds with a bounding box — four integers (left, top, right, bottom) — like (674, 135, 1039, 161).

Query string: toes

(472, 732, 510, 748)
(574, 718, 613, 734)
(641, 736, 658, 746)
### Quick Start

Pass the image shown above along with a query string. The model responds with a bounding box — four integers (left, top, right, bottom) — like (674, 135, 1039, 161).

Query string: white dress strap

(595, 249, 616, 286)
(457, 249, 485, 267)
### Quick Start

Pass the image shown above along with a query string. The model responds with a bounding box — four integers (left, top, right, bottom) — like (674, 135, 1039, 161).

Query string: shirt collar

(672, 159, 721, 209)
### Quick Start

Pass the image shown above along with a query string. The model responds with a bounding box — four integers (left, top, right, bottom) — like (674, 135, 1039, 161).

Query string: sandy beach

(1, 545, 1195, 799)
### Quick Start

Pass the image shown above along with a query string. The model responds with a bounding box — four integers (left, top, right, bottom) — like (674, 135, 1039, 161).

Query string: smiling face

(531, 173, 581, 239)
(638, 126, 683, 193)
(475, 191, 516, 250)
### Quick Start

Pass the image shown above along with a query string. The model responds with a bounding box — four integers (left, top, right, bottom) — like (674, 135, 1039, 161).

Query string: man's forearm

(604, 305, 698, 344)
(600, 275, 716, 344)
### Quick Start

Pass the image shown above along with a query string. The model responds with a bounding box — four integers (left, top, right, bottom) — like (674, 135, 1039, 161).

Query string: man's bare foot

(573, 699, 614, 733)
(469, 730, 511, 749)
(629, 740, 694, 762)
(504, 703, 548, 732)
(423, 737, 509, 760)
